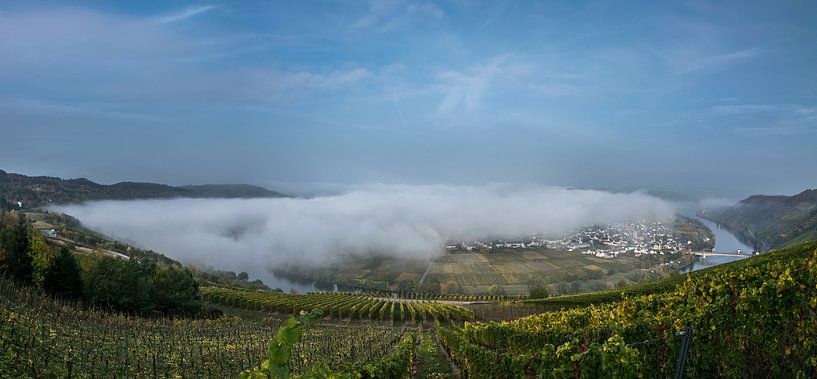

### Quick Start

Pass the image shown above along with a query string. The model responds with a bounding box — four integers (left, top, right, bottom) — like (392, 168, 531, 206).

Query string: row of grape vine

(202, 286, 475, 323)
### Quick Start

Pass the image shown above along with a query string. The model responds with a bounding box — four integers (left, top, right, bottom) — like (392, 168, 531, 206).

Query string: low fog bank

(55, 185, 676, 284)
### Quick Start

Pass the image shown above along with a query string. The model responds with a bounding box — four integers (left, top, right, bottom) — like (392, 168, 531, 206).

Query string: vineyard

(524, 240, 817, 311)
(3, 237, 817, 377)
(202, 286, 475, 323)
(438, 241, 817, 378)
(0, 277, 422, 378)
(337, 291, 521, 302)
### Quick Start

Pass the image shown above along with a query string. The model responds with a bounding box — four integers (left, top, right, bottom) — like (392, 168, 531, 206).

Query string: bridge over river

(691, 251, 752, 258)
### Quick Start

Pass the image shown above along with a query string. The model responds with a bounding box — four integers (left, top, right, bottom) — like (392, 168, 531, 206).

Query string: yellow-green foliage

(29, 233, 53, 288)
(439, 242, 817, 378)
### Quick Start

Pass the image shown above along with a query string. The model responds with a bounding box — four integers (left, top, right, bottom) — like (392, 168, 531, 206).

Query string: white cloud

(527, 82, 581, 97)
(652, 44, 760, 76)
(710, 104, 776, 115)
(0, 7, 373, 107)
(651, 17, 761, 75)
(697, 197, 736, 210)
(675, 48, 760, 75)
(406, 2, 444, 19)
(0, 99, 166, 123)
(282, 68, 371, 91)
(794, 107, 816, 116)
(731, 126, 817, 136)
(710, 104, 817, 118)
(229, 67, 371, 103)
(155, 5, 217, 24)
(0, 8, 186, 66)
(55, 185, 676, 282)
(351, 0, 443, 31)
(709, 103, 817, 136)
(435, 56, 512, 115)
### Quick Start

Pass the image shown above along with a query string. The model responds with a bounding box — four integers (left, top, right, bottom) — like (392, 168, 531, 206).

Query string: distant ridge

(179, 184, 285, 199)
(0, 169, 286, 208)
(702, 189, 817, 251)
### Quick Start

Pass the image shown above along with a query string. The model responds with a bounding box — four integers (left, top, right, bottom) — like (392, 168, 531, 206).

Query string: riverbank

(680, 216, 753, 273)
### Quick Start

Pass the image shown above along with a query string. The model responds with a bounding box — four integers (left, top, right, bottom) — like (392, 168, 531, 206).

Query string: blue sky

(0, 0, 815, 198)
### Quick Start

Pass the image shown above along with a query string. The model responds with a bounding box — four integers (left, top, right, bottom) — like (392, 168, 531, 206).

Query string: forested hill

(0, 169, 286, 208)
(179, 184, 284, 199)
(702, 189, 817, 251)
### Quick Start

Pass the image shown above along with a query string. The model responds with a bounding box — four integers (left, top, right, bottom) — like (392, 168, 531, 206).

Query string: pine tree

(44, 247, 84, 300)
(3, 214, 32, 283)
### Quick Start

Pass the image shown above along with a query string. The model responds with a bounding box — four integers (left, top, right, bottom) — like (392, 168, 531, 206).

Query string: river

(680, 216, 754, 272)
(254, 270, 319, 293)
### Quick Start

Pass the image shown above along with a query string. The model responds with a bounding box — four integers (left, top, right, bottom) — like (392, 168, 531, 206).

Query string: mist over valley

(55, 185, 677, 288)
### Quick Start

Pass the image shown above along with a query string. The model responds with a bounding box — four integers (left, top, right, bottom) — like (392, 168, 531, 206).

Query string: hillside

(440, 241, 817, 377)
(0, 209, 449, 377)
(3, 233, 815, 377)
(702, 189, 817, 250)
(0, 278, 420, 378)
(0, 169, 286, 207)
(179, 184, 284, 198)
(3, 201, 816, 377)
(523, 237, 810, 311)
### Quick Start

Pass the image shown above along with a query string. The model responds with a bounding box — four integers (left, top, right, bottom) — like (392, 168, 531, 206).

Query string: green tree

(84, 257, 157, 314)
(0, 199, 12, 211)
(29, 233, 53, 288)
(529, 284, 550, 299)
(555, 281, 571, 295)
(84, 257, 123, 309)
(44, 247, 84, 300)
(398, 280, 416, 293)
(154, 267, 201, 316)
(2, 214, 33, 283)
(119, 258, 157, 314)
(528, 278, 550, 299)
(488, 285, 506, 296)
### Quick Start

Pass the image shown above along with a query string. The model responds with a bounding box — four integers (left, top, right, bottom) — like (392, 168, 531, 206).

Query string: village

(444, 221, 706, 259)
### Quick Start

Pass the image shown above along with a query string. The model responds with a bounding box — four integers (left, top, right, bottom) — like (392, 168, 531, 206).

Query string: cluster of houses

(444, 221, 696, 259)
(570, 222, 695, 259)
